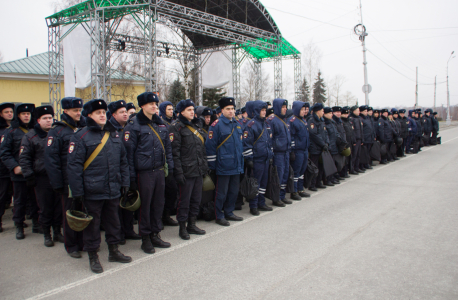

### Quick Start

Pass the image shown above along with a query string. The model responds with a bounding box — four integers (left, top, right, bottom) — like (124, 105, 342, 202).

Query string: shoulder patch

(290, 116, 296, 122)
(209, 131, 213, 139)
(310, 123, 314, 129)
(169, 133, 174, 142)
(247, 120, 255, 128)
(267, 115, 275, 121)
(211, 119, 219, 127)
(20, 146, 24, 155)
(244, 131, 248, 139)
(68, 142, 75, 153)
(124, 131, 130, 141)
(0, 135, 4, 144)
(47, 136, 53, 146)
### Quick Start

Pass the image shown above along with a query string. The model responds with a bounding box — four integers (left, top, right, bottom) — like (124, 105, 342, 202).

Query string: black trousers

(138, 170, 165, 236)
(351, 142, 361, 171)
(12, 181, 38, 224)
(0, 177, 12, 224)
(177, 176, 203, 222)
(164, 175, 178, 215)
(309, 154, 324, 187)
(35, 175, 62, 228)
(397, 139, 406, 157)
(431, 131, 438, 144)
(83, 198, 121, 252)
(62, 193, 84, 253)
(118, 207, 135, 238)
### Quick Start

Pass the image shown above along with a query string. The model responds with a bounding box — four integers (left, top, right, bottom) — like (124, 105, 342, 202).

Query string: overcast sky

(1, 0, 457, 108)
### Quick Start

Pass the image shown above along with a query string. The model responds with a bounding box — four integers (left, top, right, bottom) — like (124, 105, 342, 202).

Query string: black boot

(15, 223, 24, 240)
(108, 244, 132, 263)
(141, 235, 155, 254)
(162, 210, 178, 226)
(43, 226, 54, 247)
(298, 190, 311, 198)
(88, 251, 103, 273)
(150, 233, 171, 248)
(250, 208, 260, 216)
(52, 225, 65, 243)
(32, 218, 43, 234)
(290, 193, 302, 201)
(178, 221, 190, 240)
(186, 217, 206, 235)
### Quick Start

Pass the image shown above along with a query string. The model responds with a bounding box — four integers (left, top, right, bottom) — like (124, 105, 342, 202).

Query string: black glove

(130, 180, 138, 191)
(245, 159, 254, 170)
(121, 186, 129, 197)
(290, 152, 296, 162)
(26, 176, 37, 188)
(175, 174, 186, 186)
(322, 144, 329, 152)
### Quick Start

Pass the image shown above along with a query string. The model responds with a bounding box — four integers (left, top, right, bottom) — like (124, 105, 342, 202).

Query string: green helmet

(66, 210, 93, 232)
(341, 147, 351, 157)
(120, 189, 141, 211)
(202, 174, 215, 192)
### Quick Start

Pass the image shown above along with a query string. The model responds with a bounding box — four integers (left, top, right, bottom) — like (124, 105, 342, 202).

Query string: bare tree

(328, 74, 347, 106)
(302, 40, 323, 90)
(341, 91, 358, 107)
(241, 62, 272, 105)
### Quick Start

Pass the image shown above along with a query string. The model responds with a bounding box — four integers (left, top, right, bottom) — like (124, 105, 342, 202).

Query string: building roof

(0, 52, 145, 81)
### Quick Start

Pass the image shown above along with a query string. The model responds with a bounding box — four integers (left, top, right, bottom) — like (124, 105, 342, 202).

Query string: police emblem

(209, 131, 213, 139)
(243, 131, 248, 139)
(169, 133, 174, 142)
(115, 133, 119, 138)
(124, 132, 130, 141)
(47, 136, 53, 146)
(68, 142, 75, 153)
(0, 135, 4, 144)
(311, 124, 314, 129)
(19, 146, 24, 155)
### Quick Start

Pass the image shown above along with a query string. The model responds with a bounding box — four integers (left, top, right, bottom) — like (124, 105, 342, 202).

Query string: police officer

(0, 103, 39, 239)
(332, 106, 347, 180)
(19, 106, 64, 247)
(0, 102, 14, 232)
(169, 99, 207, 239)
(289, 101, 311, 199)
(308, 103, 328, 191)
(422, 109, 433, 145)
(377, 108, 395, 163)
(398, 109, 409, 157)
(406, 110, 417, 154)
(241, 106, 248, 120)
(340, 106, 354, 178)
(196, 106, 213, 134)
(205, 97, 244, 226)
(431, 111, 439, 145)
(349, 106, 363, 173)
(45, 97, 84, 258)
(414, 110, 423, 152)
(323, 107, 341, 185)
(67, 99, 132, 273)
(123, 92, 174, 254)
(108, 100, 142, 243)
(266, 99, 292, 205)
(360, 105, 374, 170)
(158, 101, 180, 227)
(243, 100, 274, 215)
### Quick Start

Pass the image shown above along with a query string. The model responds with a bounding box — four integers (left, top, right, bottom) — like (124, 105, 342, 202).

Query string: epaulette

(75, 127, 84, 133)
(267, 115, 275, 121)
(211, 119, 219, 127)
(247, 120, 255, 128)
(290, 116, 296, 122)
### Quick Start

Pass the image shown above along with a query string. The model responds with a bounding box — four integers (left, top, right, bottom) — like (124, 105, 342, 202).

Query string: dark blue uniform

(243, 101, 273, 209)
(350, 113, 363, 172)
(406, 110, 417, 153)
(0, 115, 12, 229)
(205, 114, 244, 220)
(308, 113, 329, 188)
(123, 110, 173, 236)
(266, 99, 291, 200)
(289, 101, 310, 193)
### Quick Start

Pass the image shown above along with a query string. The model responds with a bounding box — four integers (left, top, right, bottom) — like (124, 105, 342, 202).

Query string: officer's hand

(130, 180, 138, 191)
(322, 144, 329, 152)
(245, 159, 254, 170)
(175, 174, 186, 186)
(290, 152, 296, 162)
(26, 176, 37, 188)
(13, 166, 22, 175)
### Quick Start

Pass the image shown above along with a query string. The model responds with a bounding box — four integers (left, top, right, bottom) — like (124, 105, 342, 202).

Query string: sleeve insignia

(47, 136, 53, 146)
(211, 119, 219, 127)
(310, 123, 314, 129)
(1, 135, 4, 144)
(68, 142, 75, 153)
(209, 131, 213, 139)
(169, 133, 174, 142)
(20, 146, 24, 155)
(243, 131, 248, 139)
(124, 131, 130, 141)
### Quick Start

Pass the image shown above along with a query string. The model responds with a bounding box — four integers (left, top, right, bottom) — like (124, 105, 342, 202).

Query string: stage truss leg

(294, 55, 302, 101)
(274, 55, 282, 99)
(48, 25, 62, 115)
(254, 58, 262, 100)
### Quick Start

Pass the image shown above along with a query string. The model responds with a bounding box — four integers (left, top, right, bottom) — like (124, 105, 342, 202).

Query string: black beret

(323, 107, 332, 114)
(176, 99, 195, 113)
(381, 108, 389, 113)
(359, 105, 368, 112)
(350, 105, 359, 112)
(368, 106, 373, 111)
(108, 100, 127, 114)
(84, 99, 108, 115)
(241, 107, 246, 113)
(35, 105, 54, 119)
(398, 109, 406, 113)
(332, 106, 342, 112)
(137, 92, 159, 107)
(126, 103, 136, 111)
(16, 103, 35, 114)
(0, 102, 15, 112)
(202, 107, 213, 116)
(312, 103, 324, 112)
(218, 97, 236, 109)
(61, 97, 83, 109)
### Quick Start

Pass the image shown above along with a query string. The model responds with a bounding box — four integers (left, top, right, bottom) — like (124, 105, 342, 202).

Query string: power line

(380, 33, 458, 43)
(372, 26, 458, 32)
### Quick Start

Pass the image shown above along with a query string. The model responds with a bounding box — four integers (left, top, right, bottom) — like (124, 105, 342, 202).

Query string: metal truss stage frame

(46, 0, 301, 113)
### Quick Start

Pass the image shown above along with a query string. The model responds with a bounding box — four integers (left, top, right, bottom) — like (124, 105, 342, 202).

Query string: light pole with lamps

(446, 51, 455, 125)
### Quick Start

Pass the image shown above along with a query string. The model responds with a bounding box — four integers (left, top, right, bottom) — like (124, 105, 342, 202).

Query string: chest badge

(209, 131, 213, 139)
(243, 131, 248, 139)
(124, 132, 130, 142)
(47, 136, 53, 146)
(0, 135, 4, 144)
(169, 133, 174, 142)
(20, 146, 24, 155)
(68, 142, 75, 154)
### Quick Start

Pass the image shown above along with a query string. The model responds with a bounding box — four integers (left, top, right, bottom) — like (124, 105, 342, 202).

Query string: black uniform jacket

(19, 123, 49, 179)
(308, 113, 329, 156)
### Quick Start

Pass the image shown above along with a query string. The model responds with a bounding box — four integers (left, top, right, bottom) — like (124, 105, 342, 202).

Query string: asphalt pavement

(1, 126, 458, 300)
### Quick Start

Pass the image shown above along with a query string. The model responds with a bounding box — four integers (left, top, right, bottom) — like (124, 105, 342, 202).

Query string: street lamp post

(446, 51, 455, 125)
